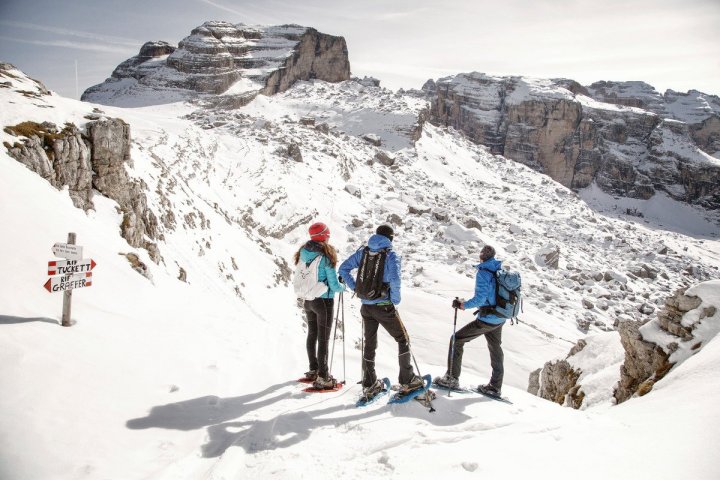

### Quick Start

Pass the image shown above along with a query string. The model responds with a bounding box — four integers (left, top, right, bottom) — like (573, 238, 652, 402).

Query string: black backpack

(354, 247, 389, 300)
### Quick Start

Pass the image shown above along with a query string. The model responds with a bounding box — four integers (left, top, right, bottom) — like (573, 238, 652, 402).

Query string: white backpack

(293, 256, 328, 300)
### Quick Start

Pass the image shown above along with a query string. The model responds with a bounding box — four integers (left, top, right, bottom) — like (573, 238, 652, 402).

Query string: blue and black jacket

(464, 257, 504, 324)
(338, 234, 401, 305)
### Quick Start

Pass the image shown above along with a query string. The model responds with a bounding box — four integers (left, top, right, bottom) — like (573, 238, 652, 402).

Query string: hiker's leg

(304, 300, 319, 372)
(360, 304, 380, 388)
(449, 319, 489, 379)
(484, 323, 504, 390)
(311, 297, 334, 378)
(375, 305, 415, 385)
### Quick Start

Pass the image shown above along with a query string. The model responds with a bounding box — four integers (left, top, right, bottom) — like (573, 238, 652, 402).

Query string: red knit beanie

(309, 222, 330, 242)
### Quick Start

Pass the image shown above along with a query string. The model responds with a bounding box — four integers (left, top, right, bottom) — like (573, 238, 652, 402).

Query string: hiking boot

(362, 379, 384, 397)
(433, 373, 459, 389)
(313, 375, 337, 390)
(478, 384, 501, 397)
(303, 370, 318, 381)
(400, 375, 425, 393)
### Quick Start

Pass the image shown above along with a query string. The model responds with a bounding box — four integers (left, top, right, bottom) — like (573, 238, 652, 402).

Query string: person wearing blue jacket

(434, 245, 506, 397)
(339, 225, 423, 397)
(295, 222, 344, 389)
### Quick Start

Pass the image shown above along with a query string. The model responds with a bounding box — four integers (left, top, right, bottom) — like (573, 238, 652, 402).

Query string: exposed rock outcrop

(425, 73, 720, 209)
(0, 62, 50, 97)
(87, 119, 159, 252)
(616, 285, 716, 406)
(5, 118, 159, 259)
(614, 318, 671, 403)
(82, 21, 350, 106)
(528, 357, 583, 407)
(530, 284, 717, 409)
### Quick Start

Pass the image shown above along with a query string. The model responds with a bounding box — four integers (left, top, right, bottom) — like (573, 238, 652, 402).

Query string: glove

(452, 298, 462, 309)
(338, 275, 345, 284)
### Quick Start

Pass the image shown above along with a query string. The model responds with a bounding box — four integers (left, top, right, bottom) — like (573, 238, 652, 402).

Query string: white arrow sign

(48, 258, 96, 276)
(44, 272, 93, 293)
(52, 242, 83, 260)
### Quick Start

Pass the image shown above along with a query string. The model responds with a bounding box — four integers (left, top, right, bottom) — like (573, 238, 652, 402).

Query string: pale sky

(1, 0, 718, 99)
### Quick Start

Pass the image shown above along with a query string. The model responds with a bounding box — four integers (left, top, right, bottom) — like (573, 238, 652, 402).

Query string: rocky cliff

(425, 73, 720, 210)
(529, 281, 719, 408)
(2, 74, 159, 260)
(82, 21, 350, 106)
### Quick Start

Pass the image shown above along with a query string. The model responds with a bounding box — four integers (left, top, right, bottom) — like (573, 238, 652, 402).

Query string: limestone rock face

(111, 41, 176, 80)
(614, 319, 671, 404)
(0, 62, 50, 96)
(5, 122, 93, 209)
(527, 355, 583, 407)
(82, 21, 350, 105)
(504, 99, 582, 186)
(5, 118, 159, 257)
(86, 119, 159, 251)
(425, 72, 720, 209)
(530, 285, 715, 408)
(262, 28, 350, 95)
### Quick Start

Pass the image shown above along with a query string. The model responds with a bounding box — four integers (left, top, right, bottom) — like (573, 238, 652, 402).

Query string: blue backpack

(480, 268, 522, 323)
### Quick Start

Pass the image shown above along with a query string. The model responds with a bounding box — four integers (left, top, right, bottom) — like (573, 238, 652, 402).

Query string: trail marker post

(45, 233, 96, 327)
(61, 233, 76, 326)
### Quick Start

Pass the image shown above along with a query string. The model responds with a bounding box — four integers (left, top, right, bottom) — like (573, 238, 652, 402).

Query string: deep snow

(1, 65, 719, 480)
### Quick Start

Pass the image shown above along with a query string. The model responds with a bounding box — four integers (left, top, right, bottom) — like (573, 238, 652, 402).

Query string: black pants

(360, 303, 416, 387)
(304, 297, 334, 378)
(448, 319, 504, 390)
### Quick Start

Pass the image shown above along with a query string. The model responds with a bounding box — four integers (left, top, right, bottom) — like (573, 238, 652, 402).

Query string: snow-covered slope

(1, 66, 719, 480)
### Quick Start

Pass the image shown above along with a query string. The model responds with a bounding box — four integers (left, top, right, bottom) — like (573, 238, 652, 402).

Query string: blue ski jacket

(338, 234, 401, 305)
(464, 257, 504, 324)
(299, 241, 344, 299)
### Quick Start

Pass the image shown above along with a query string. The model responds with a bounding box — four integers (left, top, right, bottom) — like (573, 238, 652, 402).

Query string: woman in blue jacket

(435, 245, 506, 397)
(294, 222, 344, 389)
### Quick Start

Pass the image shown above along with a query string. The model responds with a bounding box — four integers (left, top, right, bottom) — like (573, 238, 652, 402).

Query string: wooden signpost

(45, 233, 96, 327)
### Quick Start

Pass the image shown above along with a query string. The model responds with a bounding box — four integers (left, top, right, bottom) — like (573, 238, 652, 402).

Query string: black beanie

(376, 224, 394, 241)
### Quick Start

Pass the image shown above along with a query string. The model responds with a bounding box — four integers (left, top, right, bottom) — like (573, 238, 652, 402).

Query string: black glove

(452, 298, 462, 309)
(338, 275, 345, 284)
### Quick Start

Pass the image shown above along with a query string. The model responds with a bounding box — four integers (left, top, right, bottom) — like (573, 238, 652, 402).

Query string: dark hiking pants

(360, 303, 416, 387)
(448, 319, 504, 390)
(304, 297, 334, 378)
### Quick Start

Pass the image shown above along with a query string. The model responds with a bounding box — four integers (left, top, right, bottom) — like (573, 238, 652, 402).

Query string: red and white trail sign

(44, 272, 93, 293)
(48, 258, 96, 276)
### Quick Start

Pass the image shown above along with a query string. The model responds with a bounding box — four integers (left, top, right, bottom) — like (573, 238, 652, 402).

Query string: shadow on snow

(127, 380, 493, 458)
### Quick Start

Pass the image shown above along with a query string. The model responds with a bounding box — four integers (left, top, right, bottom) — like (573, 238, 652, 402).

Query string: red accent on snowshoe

(302, 383, 344, 393)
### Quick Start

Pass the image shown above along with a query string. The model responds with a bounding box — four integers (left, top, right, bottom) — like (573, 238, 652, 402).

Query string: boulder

(374, 150, 395, 166)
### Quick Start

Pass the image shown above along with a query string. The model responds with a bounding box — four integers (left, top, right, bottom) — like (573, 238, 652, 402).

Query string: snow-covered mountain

(81, 21, 350, 108)
(1, 43, 719, 480)
(424, 73, 720, 210)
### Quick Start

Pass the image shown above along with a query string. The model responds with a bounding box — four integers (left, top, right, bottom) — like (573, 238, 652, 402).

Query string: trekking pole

(341, 291, 346, 385)
(397, 309, 436, 413)
(447, 297, 460, 397)
(396, 309, 425, 379)
(329, 294, 341, 379)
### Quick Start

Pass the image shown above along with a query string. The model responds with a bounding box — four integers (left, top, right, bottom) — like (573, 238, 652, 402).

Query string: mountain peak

(81, 21, 350, 107)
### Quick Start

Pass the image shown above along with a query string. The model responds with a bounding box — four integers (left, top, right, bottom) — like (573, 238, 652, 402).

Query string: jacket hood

(300, 241, 323, 263)
(368, 234, 392, 251)
(476, 258, 501, 272)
